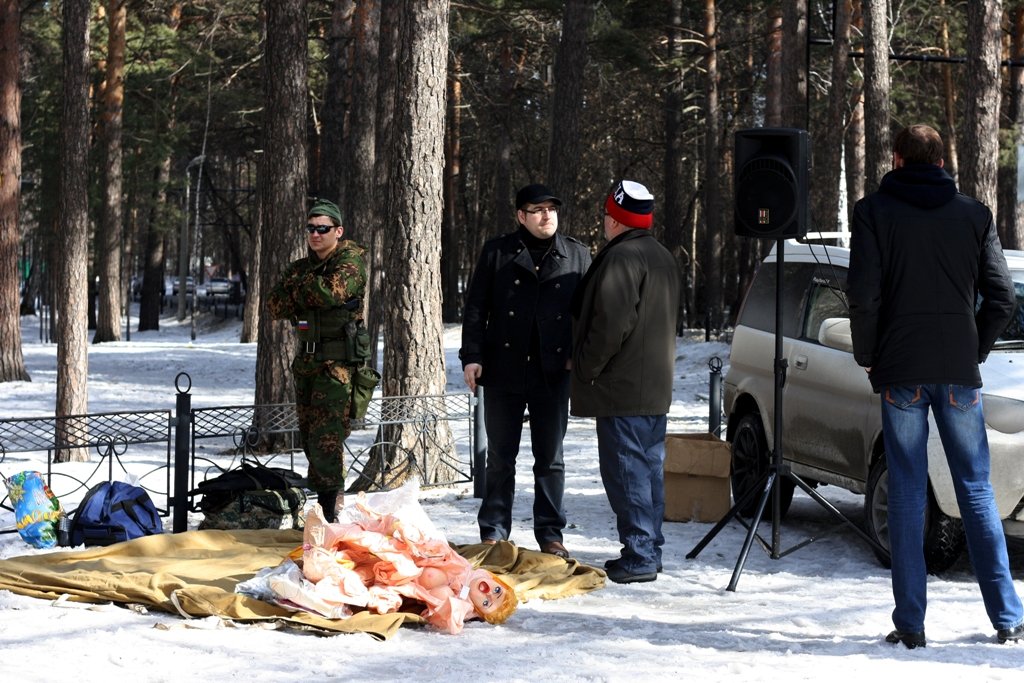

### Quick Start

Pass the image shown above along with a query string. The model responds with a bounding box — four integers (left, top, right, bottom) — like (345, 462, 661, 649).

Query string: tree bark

(55, 0, 91, 460)
(765, 7, 783, 127)
(701, 0, 723, 334)
(779, 0, 806, 128)
(863, 0, 892, 194)
(254, 0, 309, 409)
(1001, 6, 1024, 250)
(812, 0, 852, 235)
(316, 0, 354, 203)
(545, 0, 592, 236)
(961, 0, 1002, 213)
(379, 0, 452, 484)
(93, 0, 126, 343)
(0, 0, 29, 382)
(939, 0, 959, 184)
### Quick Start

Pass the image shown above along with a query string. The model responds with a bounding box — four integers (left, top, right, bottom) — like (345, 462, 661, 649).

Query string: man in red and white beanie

(570, 179, 681, 584)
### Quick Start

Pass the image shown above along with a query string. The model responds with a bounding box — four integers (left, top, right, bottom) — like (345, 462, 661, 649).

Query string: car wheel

(730, 412, 794, 518)
(864, 451, 966, 574)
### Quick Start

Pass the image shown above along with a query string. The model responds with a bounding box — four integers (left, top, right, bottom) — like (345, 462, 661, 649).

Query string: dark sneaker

(605, 564, 657, 584)
(885, 630, 926, 649)
(997, 623, 1023, 643)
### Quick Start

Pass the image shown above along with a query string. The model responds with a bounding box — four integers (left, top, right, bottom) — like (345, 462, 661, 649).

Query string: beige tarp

(0, 529, 605, 640)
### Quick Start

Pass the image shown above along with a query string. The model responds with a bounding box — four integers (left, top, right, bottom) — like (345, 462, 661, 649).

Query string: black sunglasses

(306, 224, 334, 234)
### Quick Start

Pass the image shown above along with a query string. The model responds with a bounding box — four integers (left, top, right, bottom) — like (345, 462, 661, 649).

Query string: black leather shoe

(997, 623, 1023, 643)
(604, 558, 663, 573)
(885, 629, 926, 649)
(605, 564, 657, 584)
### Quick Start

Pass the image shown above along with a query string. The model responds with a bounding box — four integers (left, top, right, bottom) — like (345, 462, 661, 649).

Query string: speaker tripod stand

(686, 238, 889, 591)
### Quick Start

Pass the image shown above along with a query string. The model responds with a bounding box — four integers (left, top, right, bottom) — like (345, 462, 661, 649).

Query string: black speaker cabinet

(734, 128, 809, 239)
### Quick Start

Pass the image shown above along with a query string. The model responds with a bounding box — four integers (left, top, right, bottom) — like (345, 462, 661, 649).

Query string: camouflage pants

(292, 355, 353, 492)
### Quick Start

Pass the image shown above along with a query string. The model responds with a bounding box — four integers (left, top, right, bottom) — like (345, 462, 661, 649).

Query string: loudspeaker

(734, 128, 809, 239)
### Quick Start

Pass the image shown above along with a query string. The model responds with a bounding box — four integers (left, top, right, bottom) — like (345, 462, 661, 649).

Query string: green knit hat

(308, 199, 343, 226)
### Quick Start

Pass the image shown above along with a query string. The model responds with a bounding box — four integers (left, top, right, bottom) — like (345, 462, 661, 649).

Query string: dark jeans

(477, 370, 569, 547)
(596, 414, 667, 574)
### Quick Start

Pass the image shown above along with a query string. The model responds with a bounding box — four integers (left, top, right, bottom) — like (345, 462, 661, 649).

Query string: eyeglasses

(306, 224, 334, 234)
(523, 207, 558, 216)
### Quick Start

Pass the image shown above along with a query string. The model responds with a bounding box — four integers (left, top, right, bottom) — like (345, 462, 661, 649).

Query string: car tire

(864, 451, 966, 574)
(730, 412, 794, 519)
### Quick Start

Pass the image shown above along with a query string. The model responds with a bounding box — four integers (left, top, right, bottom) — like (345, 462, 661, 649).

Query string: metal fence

(1, 373, 480, 536)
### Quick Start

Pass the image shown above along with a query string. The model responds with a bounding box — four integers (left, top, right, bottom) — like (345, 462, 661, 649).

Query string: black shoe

(885, 630, 926, 649)
(604, 558, 663, 573)
(316, 490, 339, 523)
(605, 564, 657, 584)
(997, 623, 1024, 643)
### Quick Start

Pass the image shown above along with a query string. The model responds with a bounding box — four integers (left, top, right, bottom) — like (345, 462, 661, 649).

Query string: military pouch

(351, 322, 373, 364)
(350, 365, 381, 420)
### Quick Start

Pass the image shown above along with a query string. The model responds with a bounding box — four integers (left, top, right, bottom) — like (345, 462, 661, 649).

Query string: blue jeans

(596, 415, 667, 573)
(881, 384, 1024, 634)
(477, 371, 569, 546)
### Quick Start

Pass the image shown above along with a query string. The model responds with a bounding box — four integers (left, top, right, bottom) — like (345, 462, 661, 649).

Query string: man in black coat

(460, 184, 591, 558)
(848, 124, 1023, 648)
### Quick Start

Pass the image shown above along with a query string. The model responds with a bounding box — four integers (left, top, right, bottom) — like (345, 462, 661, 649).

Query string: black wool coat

(459, 230, 592, 391)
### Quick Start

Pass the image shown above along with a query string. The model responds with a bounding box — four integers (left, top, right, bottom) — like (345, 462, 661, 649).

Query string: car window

(736, 261, 816, 338)
(801, 266, 849, 341)
(998, 280, 1024, 342)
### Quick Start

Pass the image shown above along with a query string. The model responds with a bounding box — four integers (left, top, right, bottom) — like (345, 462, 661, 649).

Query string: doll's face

(467, 570, 507, 616)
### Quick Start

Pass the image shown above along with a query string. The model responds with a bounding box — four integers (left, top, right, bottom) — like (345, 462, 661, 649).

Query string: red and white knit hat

(605, 179, 654, 228)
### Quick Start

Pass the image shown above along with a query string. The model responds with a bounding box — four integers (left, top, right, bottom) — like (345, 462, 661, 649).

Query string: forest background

(0, 1, 1021, 447)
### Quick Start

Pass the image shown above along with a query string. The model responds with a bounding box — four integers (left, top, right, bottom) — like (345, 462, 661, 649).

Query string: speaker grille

(735, 156, 797, 236)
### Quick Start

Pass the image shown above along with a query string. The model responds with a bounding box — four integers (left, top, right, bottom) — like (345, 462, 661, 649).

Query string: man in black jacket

(460, 184, 591, 558)
(848, 124, 1023, 648)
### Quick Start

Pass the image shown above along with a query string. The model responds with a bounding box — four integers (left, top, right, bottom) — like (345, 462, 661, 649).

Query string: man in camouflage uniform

(267, 199, 367, 522)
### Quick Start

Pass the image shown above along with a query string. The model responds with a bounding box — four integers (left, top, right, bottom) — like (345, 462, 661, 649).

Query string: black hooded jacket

(847, 163, 1015, 391)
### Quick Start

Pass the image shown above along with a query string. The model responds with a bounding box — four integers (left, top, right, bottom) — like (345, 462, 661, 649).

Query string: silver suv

(724, 241, 1024, 572)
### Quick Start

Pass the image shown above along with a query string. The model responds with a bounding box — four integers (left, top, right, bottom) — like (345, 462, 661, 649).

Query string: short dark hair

(893, 124, 944, 165)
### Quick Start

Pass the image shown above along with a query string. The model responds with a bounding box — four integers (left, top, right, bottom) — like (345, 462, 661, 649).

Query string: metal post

(172, 373, 193, 533)
(473, 386, 486, 498)
(708, 356, 723, 437)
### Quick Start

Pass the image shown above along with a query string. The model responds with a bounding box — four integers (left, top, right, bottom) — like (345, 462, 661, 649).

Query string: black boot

(317, 490, 339, 523)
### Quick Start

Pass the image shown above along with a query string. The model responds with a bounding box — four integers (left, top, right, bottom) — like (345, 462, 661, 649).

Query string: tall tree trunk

(701, 0, 723, 334)
(939, 0, 959, 183)
(138, 157, 170, 331)
(780, 0, 807, 128)
(863, 0, 891, 194)
(545, 0, 592, 236)
(379, 0, 452, 484)
(765, 7, 783, 127)
(442, 49, 462, 322)
(93, 0, 126, 343)
(56, 0, 91, 460)
(0, 0, 28, 382)
(254, 0, 309, 408)
(961, 0, 1003, 213)
(663, 0, 686, 259)
(316, 0, 354, 202)
(1002, 6, 1024, 250)
(344, 0, 380, 342)
(812, 0, 852, 235)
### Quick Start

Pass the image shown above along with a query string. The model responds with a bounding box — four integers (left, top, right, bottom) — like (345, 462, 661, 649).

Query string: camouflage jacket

(266, 240, 368, 324)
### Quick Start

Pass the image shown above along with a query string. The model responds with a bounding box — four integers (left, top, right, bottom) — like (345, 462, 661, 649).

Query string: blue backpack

(69, 481, 164, 547)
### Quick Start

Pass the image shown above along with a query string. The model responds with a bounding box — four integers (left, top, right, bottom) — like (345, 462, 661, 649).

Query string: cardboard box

(663, 432, 731, 523)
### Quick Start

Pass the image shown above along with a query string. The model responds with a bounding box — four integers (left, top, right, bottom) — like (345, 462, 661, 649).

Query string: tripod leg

(727, 470, 776, 591)
(788, 472, 891, 559)
(686, 468, 770, 559)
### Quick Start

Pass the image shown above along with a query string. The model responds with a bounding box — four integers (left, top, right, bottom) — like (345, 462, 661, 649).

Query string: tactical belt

(300, 339, 351, 361)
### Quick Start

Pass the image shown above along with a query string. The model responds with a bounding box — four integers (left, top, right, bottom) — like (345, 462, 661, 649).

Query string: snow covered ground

(0, 310, 1021, 682)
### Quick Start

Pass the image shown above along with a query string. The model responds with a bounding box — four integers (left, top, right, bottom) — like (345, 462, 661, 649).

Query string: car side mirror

(818, 317, 853, 353)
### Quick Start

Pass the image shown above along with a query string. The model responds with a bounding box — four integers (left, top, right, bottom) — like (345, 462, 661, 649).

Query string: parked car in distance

(205, 277, 232, 297)
(172, 276, 194, 295)
(724, 241, 1024, 573)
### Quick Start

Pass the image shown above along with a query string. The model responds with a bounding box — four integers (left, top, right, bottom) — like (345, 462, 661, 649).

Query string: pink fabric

(293, 498, 479, 634)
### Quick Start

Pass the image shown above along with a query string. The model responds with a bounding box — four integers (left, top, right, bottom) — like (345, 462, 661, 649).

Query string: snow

(1, 309, 1022, 682)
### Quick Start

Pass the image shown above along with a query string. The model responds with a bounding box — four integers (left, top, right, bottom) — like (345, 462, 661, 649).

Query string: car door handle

(794, 355, 808, 370)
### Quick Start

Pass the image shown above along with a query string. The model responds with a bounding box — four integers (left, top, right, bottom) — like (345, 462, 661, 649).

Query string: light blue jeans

(881, 384, 1024, 634)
